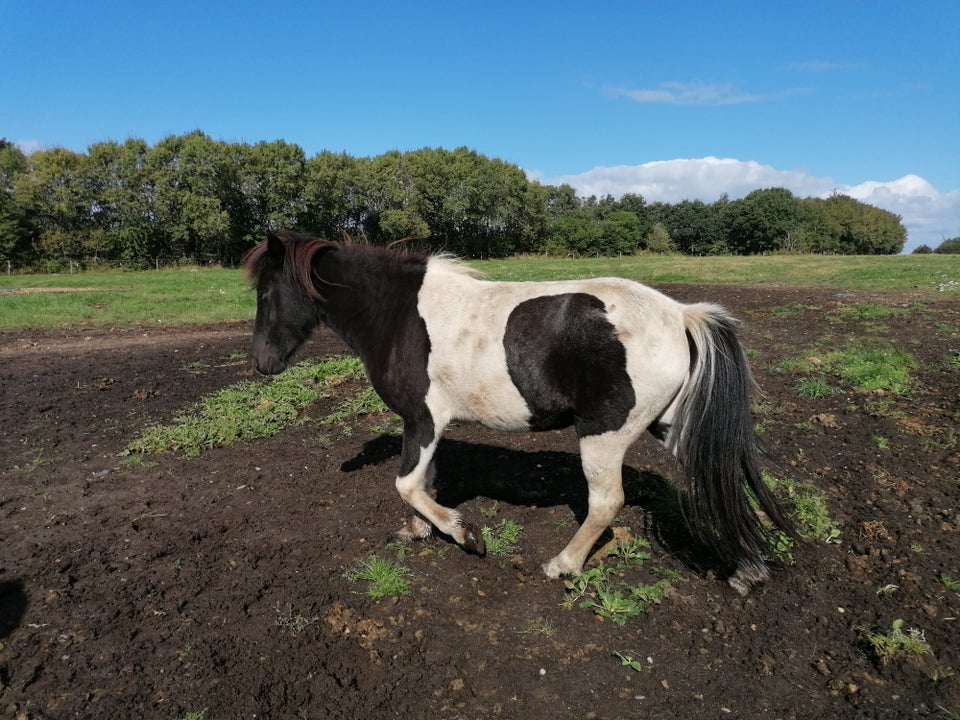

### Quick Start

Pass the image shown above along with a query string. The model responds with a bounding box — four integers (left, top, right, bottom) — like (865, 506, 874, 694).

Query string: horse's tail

(670, 303, 796, 593)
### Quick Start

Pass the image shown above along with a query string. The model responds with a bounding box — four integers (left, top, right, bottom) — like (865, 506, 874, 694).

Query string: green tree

(145, 131, 231, 262)
(13, 146, 93, 267)
(302, 151, 369, 239)
(86, 138, 157, 266)
(724, 188, 812, 254)
(935, 237, 960, 253)
(658, 200, 723, 255)
(601, 211, 643, 254)
(643, 222, 675, 253)
(0, 140, 32, 267)
(225, 139, 306, 256)
(805, 194, 906, 254)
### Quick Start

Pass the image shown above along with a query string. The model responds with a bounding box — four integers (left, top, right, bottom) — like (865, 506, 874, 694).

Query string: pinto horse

(243, 231, 795, 595)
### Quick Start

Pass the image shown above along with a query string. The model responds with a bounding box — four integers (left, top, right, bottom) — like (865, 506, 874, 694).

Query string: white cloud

(539, 158, 960, 252)
(604, 82, 807, 106)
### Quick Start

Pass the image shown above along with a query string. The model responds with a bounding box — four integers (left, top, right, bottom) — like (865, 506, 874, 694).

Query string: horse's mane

(242, 231, 333, 301)
(242, 231, 481, 300)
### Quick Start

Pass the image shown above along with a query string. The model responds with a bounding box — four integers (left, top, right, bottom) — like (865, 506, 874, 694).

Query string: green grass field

(0, 254, 957, 330)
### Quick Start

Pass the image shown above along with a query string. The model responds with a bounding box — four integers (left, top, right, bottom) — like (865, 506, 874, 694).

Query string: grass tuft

(865, 619, 932, 665)
(481, 518, 524, 556)
(344, 554, 412, 599)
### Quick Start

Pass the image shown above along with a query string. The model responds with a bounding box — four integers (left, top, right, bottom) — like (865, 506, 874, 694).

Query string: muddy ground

(1, 283, 958, 720)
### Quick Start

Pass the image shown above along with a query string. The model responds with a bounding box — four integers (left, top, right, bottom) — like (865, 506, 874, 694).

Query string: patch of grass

(778, 342, 917, 398)
(4, 255, 957, 330)
(320, 386, 395, 432)
(564, 565, 673, 626)
(120, 454, 158, 468)
(344, 554, 413, 599)
(941, 574, 960, 593)
(763, 472, 841, 546)
(481, 518, 524, 556)
(479, 501, 501, 518)
(796, 377, 835, 398)
(0, 266, 251, 329)
(826, 345, 917, 394)
(873, 436, 890, 451)
(125, 356, 368, 457)
(836, 302, 908, 326)
(472, 254, 960, 298)
(175, 711, 208, 720)
(562, 532, 678, 626)
(770, 302, 808, 317)
(515, 617, 557, 637)
(865, 618, 932, 665)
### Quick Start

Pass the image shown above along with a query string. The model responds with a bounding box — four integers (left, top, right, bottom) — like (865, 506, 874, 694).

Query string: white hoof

(541, 554, 580, 579)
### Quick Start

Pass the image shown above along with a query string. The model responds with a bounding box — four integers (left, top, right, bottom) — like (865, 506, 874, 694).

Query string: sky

(2, 1, 959, 252)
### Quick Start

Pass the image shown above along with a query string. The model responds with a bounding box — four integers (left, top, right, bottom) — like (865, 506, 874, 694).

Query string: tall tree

(0, 140, 32, 266)
(13, 147, 93, 266)
(724, 188, 812, 254)
(145, 131, 231, 262)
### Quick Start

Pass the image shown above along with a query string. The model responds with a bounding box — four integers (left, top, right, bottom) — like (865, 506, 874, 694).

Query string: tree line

(0, 132, 923, 271)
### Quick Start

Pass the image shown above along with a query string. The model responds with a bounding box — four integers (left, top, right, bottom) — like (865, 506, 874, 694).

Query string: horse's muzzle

(253, 354, 287, 375)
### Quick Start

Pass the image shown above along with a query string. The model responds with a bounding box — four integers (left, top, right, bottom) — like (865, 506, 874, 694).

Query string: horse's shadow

(0, 577, 28, 641)
(342, 433, 725, 577)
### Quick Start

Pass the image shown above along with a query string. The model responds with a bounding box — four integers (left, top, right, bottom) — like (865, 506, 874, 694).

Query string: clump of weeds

(481, 518, 524, 556)
(864, 618, 932, 666)
(344, 554, 412, 599)
(562, 532, 680, 626)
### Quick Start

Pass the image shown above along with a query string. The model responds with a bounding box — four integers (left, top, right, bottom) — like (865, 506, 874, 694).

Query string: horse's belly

(425, 360, 533, 431)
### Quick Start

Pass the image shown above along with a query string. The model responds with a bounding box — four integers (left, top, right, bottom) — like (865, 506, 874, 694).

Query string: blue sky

(3, 1, 958, 251)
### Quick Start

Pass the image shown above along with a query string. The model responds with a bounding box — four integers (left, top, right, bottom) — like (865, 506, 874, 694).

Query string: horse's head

(243, 231, 331, 375)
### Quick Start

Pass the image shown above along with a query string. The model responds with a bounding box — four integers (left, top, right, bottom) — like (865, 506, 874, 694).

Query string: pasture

(0, 255, 958, 718)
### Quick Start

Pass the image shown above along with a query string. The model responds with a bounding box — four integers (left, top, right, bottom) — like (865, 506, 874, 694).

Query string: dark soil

(1, 284, 958, 720)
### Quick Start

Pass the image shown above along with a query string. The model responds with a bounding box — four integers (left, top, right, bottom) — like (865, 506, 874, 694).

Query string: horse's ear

(266, 232, 286, 264)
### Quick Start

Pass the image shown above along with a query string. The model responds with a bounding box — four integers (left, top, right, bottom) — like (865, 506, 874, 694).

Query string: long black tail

(671, 303, 796, 582)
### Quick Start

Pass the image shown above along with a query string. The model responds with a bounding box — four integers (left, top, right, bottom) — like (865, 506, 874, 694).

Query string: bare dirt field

(1, 283, 958, 719)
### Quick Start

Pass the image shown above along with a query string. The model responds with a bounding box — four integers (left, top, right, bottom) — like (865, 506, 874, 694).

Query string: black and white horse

(243, 231, 795, 595)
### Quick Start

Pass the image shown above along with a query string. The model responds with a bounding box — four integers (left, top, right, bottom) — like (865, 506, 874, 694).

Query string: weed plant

(481, 518, 524, 556)
(344, 554, 412, 599)
(865, 619, 932, 665)
(562, 534, 679, 626)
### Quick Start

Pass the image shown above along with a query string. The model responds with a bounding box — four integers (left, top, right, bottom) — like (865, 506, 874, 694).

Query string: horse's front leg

(393, 421, 485, 556)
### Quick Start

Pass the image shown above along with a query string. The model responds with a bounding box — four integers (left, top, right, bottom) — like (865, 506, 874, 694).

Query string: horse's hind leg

(393, 423, 485, 555)
(542, 434, 628, 578)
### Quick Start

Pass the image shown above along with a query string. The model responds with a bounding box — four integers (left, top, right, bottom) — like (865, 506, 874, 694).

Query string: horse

(243, 231, 796, 595)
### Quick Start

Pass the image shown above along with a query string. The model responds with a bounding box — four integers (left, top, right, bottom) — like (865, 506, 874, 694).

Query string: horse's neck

(319, 251, 425, 361)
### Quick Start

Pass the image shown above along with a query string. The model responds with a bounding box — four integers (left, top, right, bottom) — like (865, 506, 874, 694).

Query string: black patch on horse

(503, 293, 636, 436)
(311, 244, 436, 473)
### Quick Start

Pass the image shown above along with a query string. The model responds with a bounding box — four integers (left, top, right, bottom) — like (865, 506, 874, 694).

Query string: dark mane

(242, 231, 435, 301)
(241, 231, 334, 301)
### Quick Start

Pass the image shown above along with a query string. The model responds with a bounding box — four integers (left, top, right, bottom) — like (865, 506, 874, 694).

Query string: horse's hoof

(396, 515, 432, 541)
(728, 561, 770, 596)
(461, 523, 486, 557)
